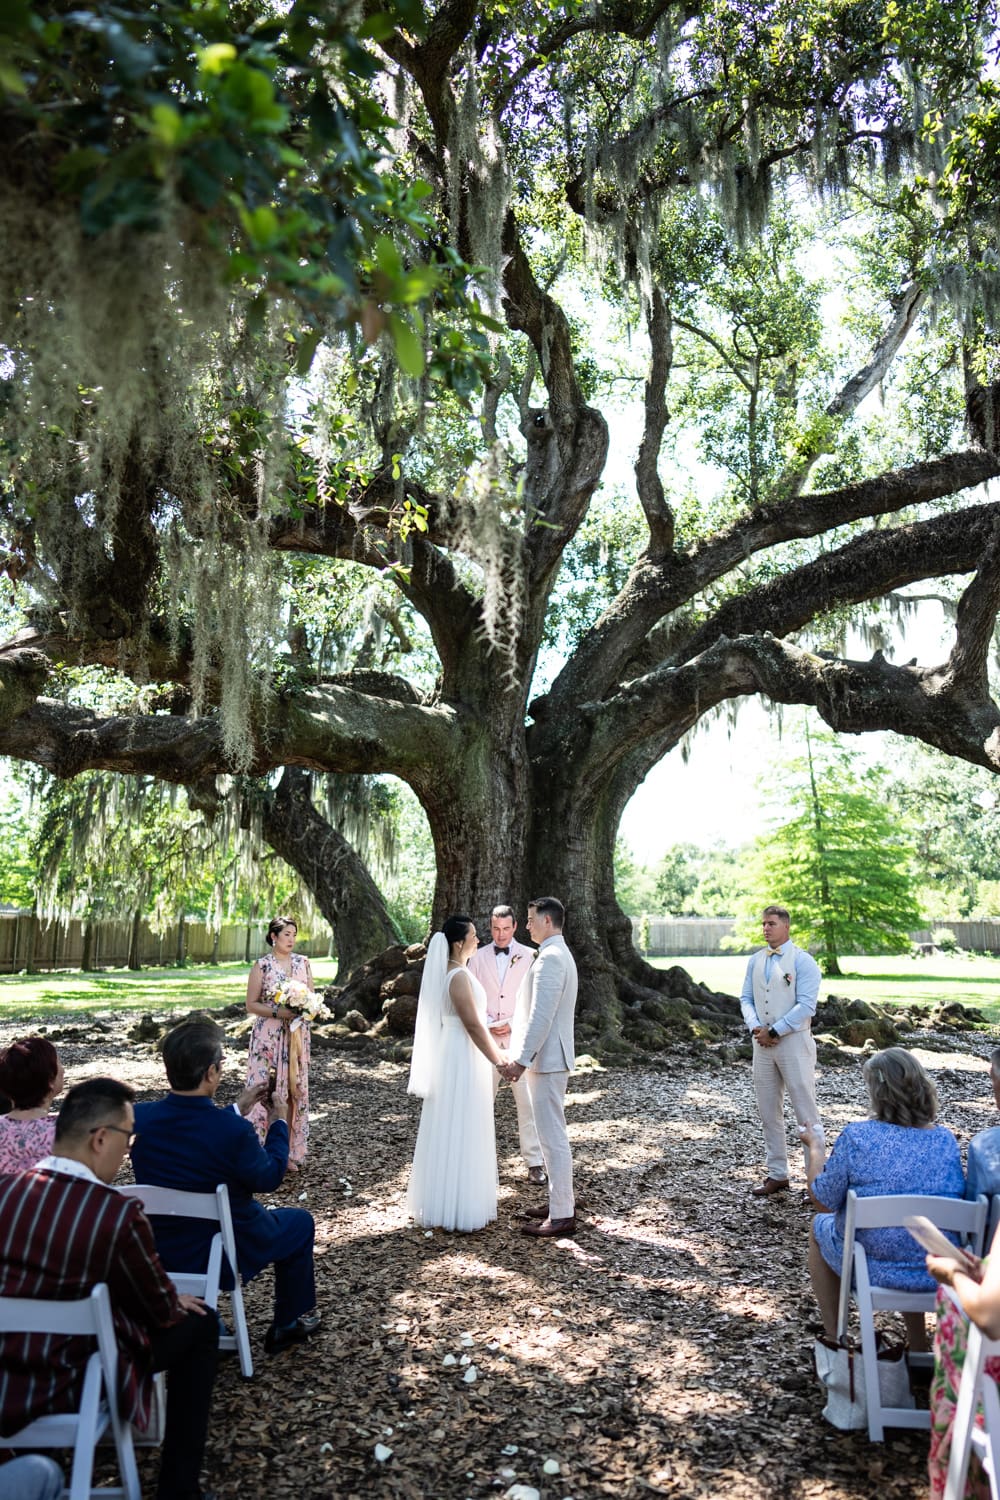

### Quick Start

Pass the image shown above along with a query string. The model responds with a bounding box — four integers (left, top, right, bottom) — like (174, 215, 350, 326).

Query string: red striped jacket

(0, 1167, 182, 1434)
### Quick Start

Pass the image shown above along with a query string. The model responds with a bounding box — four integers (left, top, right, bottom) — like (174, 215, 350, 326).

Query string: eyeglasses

(90, 1124, 137, 1149)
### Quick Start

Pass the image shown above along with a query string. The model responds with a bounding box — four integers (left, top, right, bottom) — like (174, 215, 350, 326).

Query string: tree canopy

(4, 0, 1000, 1046)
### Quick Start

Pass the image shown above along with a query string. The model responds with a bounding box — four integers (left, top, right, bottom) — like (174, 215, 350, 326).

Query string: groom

(468, 903, 547, 1185)
(506, 897, 578, 1238)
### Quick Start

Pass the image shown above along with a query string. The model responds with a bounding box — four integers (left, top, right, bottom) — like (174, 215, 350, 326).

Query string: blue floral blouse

(812, 1118, 965, 1291)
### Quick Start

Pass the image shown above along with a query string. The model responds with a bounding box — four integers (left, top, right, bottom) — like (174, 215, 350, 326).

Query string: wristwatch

(767, 1026, 780, 1040)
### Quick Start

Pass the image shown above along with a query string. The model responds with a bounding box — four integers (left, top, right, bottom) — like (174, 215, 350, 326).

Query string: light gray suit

(468, 939, 543, 1169)
(514, 934, 577, 1217)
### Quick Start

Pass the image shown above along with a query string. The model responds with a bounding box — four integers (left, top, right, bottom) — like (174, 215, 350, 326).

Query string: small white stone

(442, 1353, 457, 1367)
(424, 1230, 433, 1238)
(500, 1467, 516, 1478)
(501, 1444, 519, 1456)
(542, 1459, 561, 1475)
(319, 1442, 333, 1455)
(459, 1332, 474, 1346)
(383, 1426, 393, 1437)
(374, 1443, 393, 1463)
(459, 1353, 471, 1366)
(462, 1364, 478, 1383)
(298, 1191, 308, 1201)
(504, 1487, 539, 1500)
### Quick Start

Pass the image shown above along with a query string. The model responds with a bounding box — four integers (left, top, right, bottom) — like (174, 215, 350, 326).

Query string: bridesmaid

(245, 915, 314, 1173)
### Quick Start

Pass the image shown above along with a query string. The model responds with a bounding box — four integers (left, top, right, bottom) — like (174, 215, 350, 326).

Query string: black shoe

(264, 1313, 320, 1355)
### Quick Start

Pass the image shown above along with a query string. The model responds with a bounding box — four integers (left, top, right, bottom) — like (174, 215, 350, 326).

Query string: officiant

(468, 904, 547, 1185)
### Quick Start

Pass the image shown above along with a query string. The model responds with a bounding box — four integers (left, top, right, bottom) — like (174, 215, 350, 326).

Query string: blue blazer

(132, 1093, 291, 1282)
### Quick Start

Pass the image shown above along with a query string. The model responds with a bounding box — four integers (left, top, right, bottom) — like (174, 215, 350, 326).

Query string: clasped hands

(496, 1060, 525, 1083)
(752, 1025, 779, 1048)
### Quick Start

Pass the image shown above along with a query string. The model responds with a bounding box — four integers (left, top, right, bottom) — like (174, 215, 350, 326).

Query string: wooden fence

(630, 916, 1000, 957)
(0, 911, 332, 974)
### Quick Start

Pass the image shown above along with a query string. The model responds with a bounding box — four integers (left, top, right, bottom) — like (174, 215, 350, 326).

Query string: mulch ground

(7, 1017, 1000, 1500)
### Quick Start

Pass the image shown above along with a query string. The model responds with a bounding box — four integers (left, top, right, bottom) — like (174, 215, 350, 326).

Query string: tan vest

(751, 947, 802, 1027)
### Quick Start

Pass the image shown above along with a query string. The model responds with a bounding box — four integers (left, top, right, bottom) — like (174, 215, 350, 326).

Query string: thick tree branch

(547, 448, 1000, 714)
(0, 677, 459, 787)
(576, 632, 1000, 800)
(635, 287, 675, 559)
(672, 499, 1000, 670)
(942, 523, 1000, 696)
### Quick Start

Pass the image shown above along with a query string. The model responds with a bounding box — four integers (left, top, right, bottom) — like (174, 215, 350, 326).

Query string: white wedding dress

(406, 967, 498, 1232)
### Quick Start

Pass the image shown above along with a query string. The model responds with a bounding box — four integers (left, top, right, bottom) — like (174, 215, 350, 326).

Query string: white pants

(752, 1028, 819, 1180)
(526, 1069, 574, 1219)
(492, 1059, 543, 1168)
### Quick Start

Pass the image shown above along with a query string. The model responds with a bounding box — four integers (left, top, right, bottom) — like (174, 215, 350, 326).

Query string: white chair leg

(979, 1372, 1000, 1500)
(67, 1356, 102, 1500)
(946, 1323, 987, 1500)
(230, 1280, 254, 1379)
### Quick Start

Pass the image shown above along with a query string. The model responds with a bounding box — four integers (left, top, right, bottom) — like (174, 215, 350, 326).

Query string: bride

(406, 914, 510, 1232)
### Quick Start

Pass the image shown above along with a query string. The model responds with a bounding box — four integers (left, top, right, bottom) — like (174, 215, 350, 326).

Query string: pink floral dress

(929, 1281, 1000, 1499)
(0, 1115, 56, 1173)
(245, 951, 312, 1166)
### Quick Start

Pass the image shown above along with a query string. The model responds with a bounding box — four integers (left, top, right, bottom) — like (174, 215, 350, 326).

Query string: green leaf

(388, 313, 424, 377)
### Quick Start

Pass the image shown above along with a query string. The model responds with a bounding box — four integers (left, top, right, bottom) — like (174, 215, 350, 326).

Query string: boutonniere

(783, 972, 793, 986)
(510, 954, 521, 966)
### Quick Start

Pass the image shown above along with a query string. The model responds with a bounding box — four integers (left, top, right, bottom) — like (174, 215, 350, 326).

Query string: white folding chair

(944, 1301, 1000, 1500)
(837, 1190, 989, 1441)
(0, 1283, 141, 1500)
(120, 1182, 253, 1377)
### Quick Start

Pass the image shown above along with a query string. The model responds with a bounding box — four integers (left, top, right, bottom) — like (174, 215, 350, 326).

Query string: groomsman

(508, 897, 578, 1238)
(468, 904, 547, 1185)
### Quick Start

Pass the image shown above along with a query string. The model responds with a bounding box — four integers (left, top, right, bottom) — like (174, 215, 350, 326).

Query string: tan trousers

(752, 1028, 819, 1181)
(526, 1070, 574, 1219)
(492, 1058, 544, 1169)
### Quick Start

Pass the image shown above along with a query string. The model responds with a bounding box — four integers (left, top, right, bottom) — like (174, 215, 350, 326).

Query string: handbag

(813, 1333, 915, 1430)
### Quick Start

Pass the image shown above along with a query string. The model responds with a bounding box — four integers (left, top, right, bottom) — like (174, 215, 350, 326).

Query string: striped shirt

(0, 1167, 182, 1434)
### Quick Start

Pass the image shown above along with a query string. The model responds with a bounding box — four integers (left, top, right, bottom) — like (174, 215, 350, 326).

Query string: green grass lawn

(0, 958, 340, 1023)
(651, 952, 1000, 1022)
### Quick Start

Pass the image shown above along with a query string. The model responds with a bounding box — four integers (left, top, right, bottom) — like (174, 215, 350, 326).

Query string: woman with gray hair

(801, 1047, 964, 1351)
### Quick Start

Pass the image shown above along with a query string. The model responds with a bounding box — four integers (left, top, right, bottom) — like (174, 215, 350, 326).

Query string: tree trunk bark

(175, 912, 186, 967)
(259, 768, 400, 981)
(81, 920, 95, 973)
(127, 908, 142, 970)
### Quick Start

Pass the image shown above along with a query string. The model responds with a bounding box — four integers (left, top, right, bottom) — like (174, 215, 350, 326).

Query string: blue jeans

(0, 1456, 64, 1500)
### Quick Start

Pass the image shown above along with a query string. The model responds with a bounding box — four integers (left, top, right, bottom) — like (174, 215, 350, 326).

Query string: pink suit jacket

(467, 938, 535, 1031)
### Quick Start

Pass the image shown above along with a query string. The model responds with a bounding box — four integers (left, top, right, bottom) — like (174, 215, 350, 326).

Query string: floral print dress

(929, 1281, 1000, 1499)
(245, 951, 312, 1166)
(0, 1115, 56, 1173)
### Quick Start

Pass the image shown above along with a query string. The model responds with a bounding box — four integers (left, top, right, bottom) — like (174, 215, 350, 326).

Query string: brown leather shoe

(751, 1177, 790, 1196)
(527, 1165, 548, 1186)
(521, 1215, 576, 1237)
(518, 1203, 550, 1220)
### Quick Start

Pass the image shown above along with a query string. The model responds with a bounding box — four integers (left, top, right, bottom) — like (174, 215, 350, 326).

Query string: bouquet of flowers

(274, 978, 334, 1030)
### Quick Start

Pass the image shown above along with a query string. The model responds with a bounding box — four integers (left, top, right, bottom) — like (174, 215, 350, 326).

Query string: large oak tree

(3, 0, 1000, 1047)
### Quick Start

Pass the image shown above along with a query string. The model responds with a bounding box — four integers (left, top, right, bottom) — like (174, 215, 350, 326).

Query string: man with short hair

(0, 1078, 219, 1500)
(468, 903, 546, 1185)
(740, 903, 824, 1197)
(507, 897, 578, 1237)
(131, 1020, 320, 1356)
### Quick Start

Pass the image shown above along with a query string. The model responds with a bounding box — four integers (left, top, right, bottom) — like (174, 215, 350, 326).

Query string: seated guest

(0, 1078, 219, 1500)
(925, 1228, 1000, 1498)
(131, 1020, 320, 1355)
(801, 1046, 964, 1352)
(0, 1456, 63, 1500)
(0, 1037, 64, 1172)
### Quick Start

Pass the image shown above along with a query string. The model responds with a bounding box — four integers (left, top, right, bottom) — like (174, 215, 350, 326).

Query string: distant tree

(884, 740, 1000, 916)
(691, 846, 748, 919)
(731, 728, 922, 976)
(652, 844, 700, 914)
